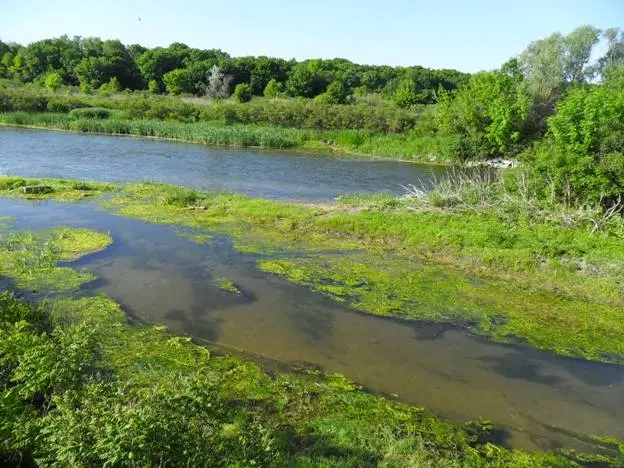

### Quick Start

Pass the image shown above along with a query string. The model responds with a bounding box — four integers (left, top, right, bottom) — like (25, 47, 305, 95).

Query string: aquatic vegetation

(174, 229, 213, 243)
(0, 216, 13, 231)
(106, 183, 624, 363)
(0, 176, 114, 201)
(2, 226, 603, 465)
(258, 253, 624, 363)
(214, 277, 240, 294)
(0, 227, 112, 292)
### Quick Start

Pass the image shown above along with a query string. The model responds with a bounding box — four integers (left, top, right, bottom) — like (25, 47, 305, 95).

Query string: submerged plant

(214, 277, 240, 294)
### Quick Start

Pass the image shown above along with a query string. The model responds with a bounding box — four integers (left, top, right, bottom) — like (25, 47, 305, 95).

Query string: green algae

(258, 253, 624, 363)
(214, 277, 240, 294)
(0, 241, 574, 465)
(0, 227, 112, 293)
(0, 176, 115, 202)
(4, 291, 583, 466)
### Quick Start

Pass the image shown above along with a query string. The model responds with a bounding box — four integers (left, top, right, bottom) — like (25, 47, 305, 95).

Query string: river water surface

(0, 127, 447, 201)
(1, 198, 622, 455)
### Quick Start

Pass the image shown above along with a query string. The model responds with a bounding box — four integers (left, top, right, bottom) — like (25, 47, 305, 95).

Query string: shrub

(233, 83, 252, 103)
(524, 83, 624, 206)
(437, 67, 529, 161)
(147, 79, 160, 94)
(69, 107, 112, 120)
(393, 78, 419, 109)
(46, 96, 88, 113)
(43, 72, 62, 92)
(164, 186, 201, 206)
(315, 80, 349, 105)
(263, 79, 283, 98)
(199, 99, 419, 132)
(97, 77, 121, 96)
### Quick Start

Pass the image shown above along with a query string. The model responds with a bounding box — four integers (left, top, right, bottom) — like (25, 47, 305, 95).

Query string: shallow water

(1, 198, 622, 453)
(0, 127, 448, 201)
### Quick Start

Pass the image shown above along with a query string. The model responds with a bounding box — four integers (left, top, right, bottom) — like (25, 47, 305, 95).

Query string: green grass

(0, 111, 449, 160)
(1, 225, 619, 466)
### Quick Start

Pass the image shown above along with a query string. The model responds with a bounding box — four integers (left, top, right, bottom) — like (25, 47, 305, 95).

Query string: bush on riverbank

(0, 82, 422, 132)
(68, 107, 114, 119)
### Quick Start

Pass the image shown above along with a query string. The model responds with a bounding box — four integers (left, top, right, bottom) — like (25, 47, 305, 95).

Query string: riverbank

(0, 112, 449, 162)
(2, 176, 623, 365)
(1, 204, 621, 465)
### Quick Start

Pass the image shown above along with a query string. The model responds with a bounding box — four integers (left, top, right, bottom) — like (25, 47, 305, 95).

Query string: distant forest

(0, 36, 468, 103)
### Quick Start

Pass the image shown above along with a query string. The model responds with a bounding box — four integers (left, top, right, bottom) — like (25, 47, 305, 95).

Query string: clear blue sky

(1, 0, 622, 72)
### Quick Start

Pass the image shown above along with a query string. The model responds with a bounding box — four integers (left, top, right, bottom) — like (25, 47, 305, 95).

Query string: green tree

(263, 78, 283, 98)
(315, 80, 349, 104)
(599, 28, 624, 75)
(75, 39, 142, 90)
(163, 68, 193, 95)
(286, 60, 328, 97)
(233, 83, 252, 103)
(43, 71, 62, 91)
(0, 52, 15, 78)
(205, 65, 232, 99)
(136, 44, 189, 91)
(249, 57, 290, 94)
(437, 63, 529, 160)
(519, 25, 602, 129)
(13, 36, 80, 83)
(392, 78, 418, 108)
(525, 78, 624, 206)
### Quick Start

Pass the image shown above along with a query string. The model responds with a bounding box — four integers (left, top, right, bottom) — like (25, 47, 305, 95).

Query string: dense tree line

(0, 35, 468, 104)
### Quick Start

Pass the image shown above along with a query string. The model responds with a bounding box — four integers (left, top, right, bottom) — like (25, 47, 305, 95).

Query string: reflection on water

(0, 127, 448, 201)
(1, 198, 623, 452)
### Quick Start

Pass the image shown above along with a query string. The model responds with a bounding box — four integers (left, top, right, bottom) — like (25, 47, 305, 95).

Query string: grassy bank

(0, 111, 448, 161)
(1, 222, 601, 465)
(1, 176, 623, 365)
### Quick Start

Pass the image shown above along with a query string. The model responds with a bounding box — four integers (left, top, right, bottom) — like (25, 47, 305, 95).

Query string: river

(0, 127, 447, 201)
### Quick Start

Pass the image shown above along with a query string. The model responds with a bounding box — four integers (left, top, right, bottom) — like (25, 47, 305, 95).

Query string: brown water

(1, 198, 623, 453)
